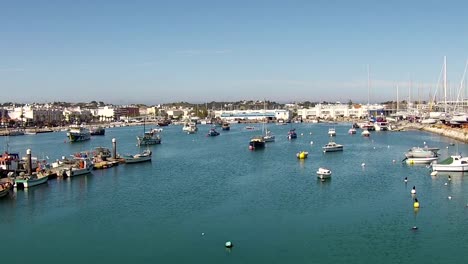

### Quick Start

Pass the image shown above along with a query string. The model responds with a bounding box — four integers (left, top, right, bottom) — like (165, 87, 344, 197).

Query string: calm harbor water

(2, 123, 468, 263)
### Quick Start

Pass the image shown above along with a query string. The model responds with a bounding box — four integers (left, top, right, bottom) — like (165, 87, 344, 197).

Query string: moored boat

(249, 136, 265, 150)
(221, 122, 230, 131)
(328, 128, 336, 137)
(0, 181, 13, 198)
(317, 167, 332, 179)
(64, 157, 94, 177)
(124, 150, 152, 164)
(322, 141, 344, 152)
(432, 155, 468, 172)
(90, 126, 105, 136)
(14, 172, 49, 188)
(287, 128, 297, 139)
(348, 127, 357, 134)
(405, 157, 438, 164)
(207, 127, 220, 137)
(361, 129, 370, 137)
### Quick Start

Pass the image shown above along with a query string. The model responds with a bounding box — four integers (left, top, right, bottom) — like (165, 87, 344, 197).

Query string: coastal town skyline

(1, 1, 467, 104)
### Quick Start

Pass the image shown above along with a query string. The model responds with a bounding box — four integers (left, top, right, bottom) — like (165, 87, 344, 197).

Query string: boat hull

(432, 164, 468, 172)
(66, 167, 92, 177)
(124, 156, 152, 163)
(14, 176, 49, 188)
(405, 157, 438, 164)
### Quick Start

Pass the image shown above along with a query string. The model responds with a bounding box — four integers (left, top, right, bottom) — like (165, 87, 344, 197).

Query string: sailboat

(137, 118, 162, 146)
(261, 101, 275, 142)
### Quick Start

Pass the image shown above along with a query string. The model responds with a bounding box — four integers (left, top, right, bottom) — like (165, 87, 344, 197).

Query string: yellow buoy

(413, 202, 420, 208)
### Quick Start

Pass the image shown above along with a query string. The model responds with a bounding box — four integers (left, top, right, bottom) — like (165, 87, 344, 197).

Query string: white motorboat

(432, 155, 468, 172)
(361, 129, 370, 137)
(183, 122, 198, 134)
(322, 141, 343, 152)
(348, 127, 356, 134)
(328, 128, 336, 137)
(374, 121, 389, 131)
(124, 150, 152, 164)
(316, 167, 332, 179)
(405, 147, 438, 158)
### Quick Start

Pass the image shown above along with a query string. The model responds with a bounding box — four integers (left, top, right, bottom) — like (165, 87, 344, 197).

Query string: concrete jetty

(397, 122, 468, 143)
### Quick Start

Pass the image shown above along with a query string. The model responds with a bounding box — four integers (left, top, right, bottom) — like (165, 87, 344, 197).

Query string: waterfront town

(1, 99, 467, 129)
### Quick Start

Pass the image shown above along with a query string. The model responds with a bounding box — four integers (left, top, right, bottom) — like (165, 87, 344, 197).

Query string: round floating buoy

(414, 198, 420, 208)
(301, 133, 304, 136)
(448, 196, 452, 200)
(444, 182, 448, 186)
(202, 233, 205, 236)
(361, 163, 366, 167)
(309, 132, 312, 135)
(411, 186, 416, 194)
(392, 160, 396, 163)
(412, 226, 418, 230)
(404, 177, 408, 183)
(310, 141, 313, 145)
(225, 241, 233, 248)
(448, 175, 452, 181)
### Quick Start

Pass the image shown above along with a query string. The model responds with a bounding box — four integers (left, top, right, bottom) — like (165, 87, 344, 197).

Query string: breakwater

(398, 122, 468, 143)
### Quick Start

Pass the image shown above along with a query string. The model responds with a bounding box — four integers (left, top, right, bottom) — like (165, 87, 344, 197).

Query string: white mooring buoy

(225, 241, 233, 248)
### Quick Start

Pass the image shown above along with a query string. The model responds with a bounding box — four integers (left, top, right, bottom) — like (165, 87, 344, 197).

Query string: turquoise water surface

(1, 123, 468, 263)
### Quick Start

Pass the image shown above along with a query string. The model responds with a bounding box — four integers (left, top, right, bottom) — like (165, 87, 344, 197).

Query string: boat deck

(438, 157, 453, 165)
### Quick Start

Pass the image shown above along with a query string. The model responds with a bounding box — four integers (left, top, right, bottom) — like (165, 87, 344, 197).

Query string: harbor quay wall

(401, 123, 468, 143)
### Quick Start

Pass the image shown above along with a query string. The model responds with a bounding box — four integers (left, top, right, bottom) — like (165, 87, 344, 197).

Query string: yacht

(322, 141, 344, 152)
(432, 155, 468, 172)
(328, 128, 336, 137)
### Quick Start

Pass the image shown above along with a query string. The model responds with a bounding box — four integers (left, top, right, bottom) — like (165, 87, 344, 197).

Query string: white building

(297, 104, 371, 120)
(214, 109, 290, 121)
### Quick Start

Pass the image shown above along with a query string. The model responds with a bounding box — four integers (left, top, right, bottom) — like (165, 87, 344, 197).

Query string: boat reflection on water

(430, 171, 465, 185)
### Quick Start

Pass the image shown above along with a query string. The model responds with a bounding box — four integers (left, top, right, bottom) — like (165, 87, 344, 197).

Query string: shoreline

(397, 122, 468, 143)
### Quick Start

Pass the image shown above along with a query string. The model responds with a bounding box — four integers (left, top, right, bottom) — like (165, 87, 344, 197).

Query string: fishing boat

(14, 171, 49, 188)
(432, 155, 468, 172)
(137, 120, 162, 146)
(124, 150, 152, 164)
(263, 129, 275, 142)
(316, 167, 332, 179)
(249, 136, 265, 150)
(361, 129, 370, 137)
(67, 124, 91, 142)
(90, 126, 105, 136)
(322, 141, 344, 152)
(296, 151, 308, 159)
(64, 157, 94, 177)
(328, 128, 336, 137)
(0, 181, 13, 198)
(287, 128, 297, 139)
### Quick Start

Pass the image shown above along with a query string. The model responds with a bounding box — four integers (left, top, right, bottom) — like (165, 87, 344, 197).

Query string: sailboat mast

(367, 64, 370, 118)
(397, 85, 399, 112)
(444, 56, 447, 113)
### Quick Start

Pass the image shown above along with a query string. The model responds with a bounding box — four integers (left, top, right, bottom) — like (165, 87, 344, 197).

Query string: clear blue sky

(1, 0, 467, 105)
